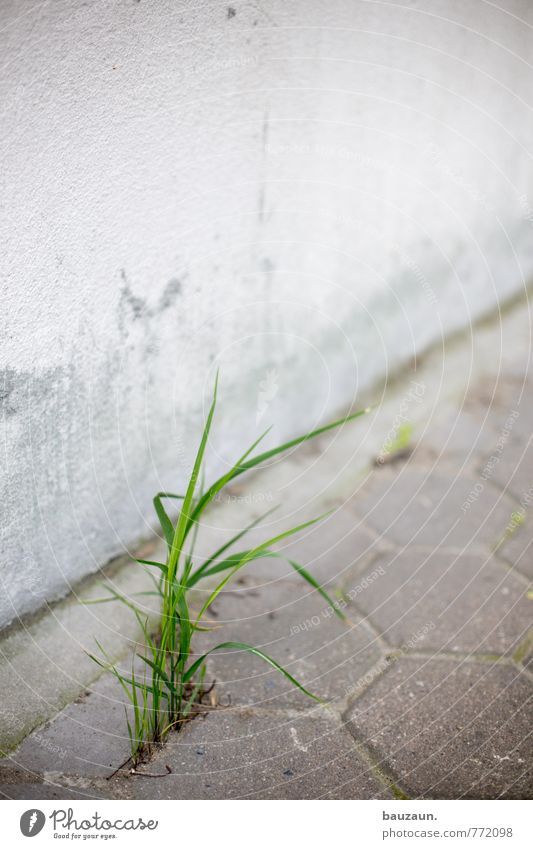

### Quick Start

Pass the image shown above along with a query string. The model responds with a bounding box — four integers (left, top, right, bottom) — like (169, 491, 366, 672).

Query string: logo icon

(20, 810, 45, 837)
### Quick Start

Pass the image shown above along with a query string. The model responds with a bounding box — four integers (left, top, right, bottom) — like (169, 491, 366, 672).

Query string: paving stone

(347, 549, 531, 655)
(497, 511, 533, 580)
(347, 657, 533, 799)
(275, 508, 381, 585)
(194, 580, 382, 709)
(513, 628, 533, 673)
(467, 375, 533, 504)
(133, 707, 392, 799)
(0, 782, 98, 800)
(355, 467, 516, 550)
(522, 648, 533, 673)
(0, 671, 133, 779)
(414, 405, 500, 467)
(463, 373, 531, 430)
(489, 435, 533, 504)
(223, 502, 381, 587)
(0, 545, 162, 753)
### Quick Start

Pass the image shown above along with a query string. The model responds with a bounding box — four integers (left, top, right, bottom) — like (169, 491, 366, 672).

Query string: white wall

(2, 0, 533, 627)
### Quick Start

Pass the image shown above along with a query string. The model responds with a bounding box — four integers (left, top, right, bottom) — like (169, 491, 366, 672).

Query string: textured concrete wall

(2, 0, 533, 627)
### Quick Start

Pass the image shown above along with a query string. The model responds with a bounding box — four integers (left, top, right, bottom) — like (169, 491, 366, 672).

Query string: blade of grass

(180, 664, 206, 720)
(167, 372, 219, 584)
(136, 558, 168, 573)
(193, 512, 331, 627)
(87, 642, 169, 703)
(187, 549, 275, 586)
(287, 559, 346, 621)
(190, 549, 345, 620)
(153, 494, 175, 549)
(185, 407, 370, 542)
(137, 653, 180, 698)
(181, 425, 273, 542)
(183, 641, 322, 701)
(186, 506, 279, 587)
(176, 592, 192, 662)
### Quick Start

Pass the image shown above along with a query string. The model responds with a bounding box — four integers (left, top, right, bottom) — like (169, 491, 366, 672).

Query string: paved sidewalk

(1, 307, 532, 800)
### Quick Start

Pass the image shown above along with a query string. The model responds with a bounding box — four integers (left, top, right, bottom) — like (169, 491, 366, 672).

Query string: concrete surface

(1, 294, 531, 799)
(0, 539, 165, 754)
(3, 0, 533, 626)
(347, 659, 532, 800)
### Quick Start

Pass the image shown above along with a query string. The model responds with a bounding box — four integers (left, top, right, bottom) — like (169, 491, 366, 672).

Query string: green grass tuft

(86, 375, 368, 764)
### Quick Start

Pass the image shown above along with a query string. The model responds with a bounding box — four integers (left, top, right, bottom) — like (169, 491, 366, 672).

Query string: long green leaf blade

(186, 407, 369, 537)
(188, 549, 275, 587)
(153, 494, 175, 549)
(167, 372, 219, 582)
(182, 426, 272, 541)
(193, 512, 330, 626)
(183, 641, 322, 701)
(136, 558, 168, 574)
(187, 506, 279, 587)
(137, 654, 179, 697)
(287, 559, 346, 621)
(176, 592, 191, 661)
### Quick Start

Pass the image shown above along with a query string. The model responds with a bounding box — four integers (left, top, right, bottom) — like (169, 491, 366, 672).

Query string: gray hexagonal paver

(414, 406, 500, 466)
(1, 672, 133, 780)
(133, 707, 393, 799)
(347, 657, 533, 799)
(276, 507, 382, 585)
(355, 467, 517, 549)
(497, 511, 533, 581)
(228, 503, 382, 586)
(489, 438, 533, 504)
(193, 579, 382, 708)
(0, 782, 100, 800)
(344, 549, 531, 655)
